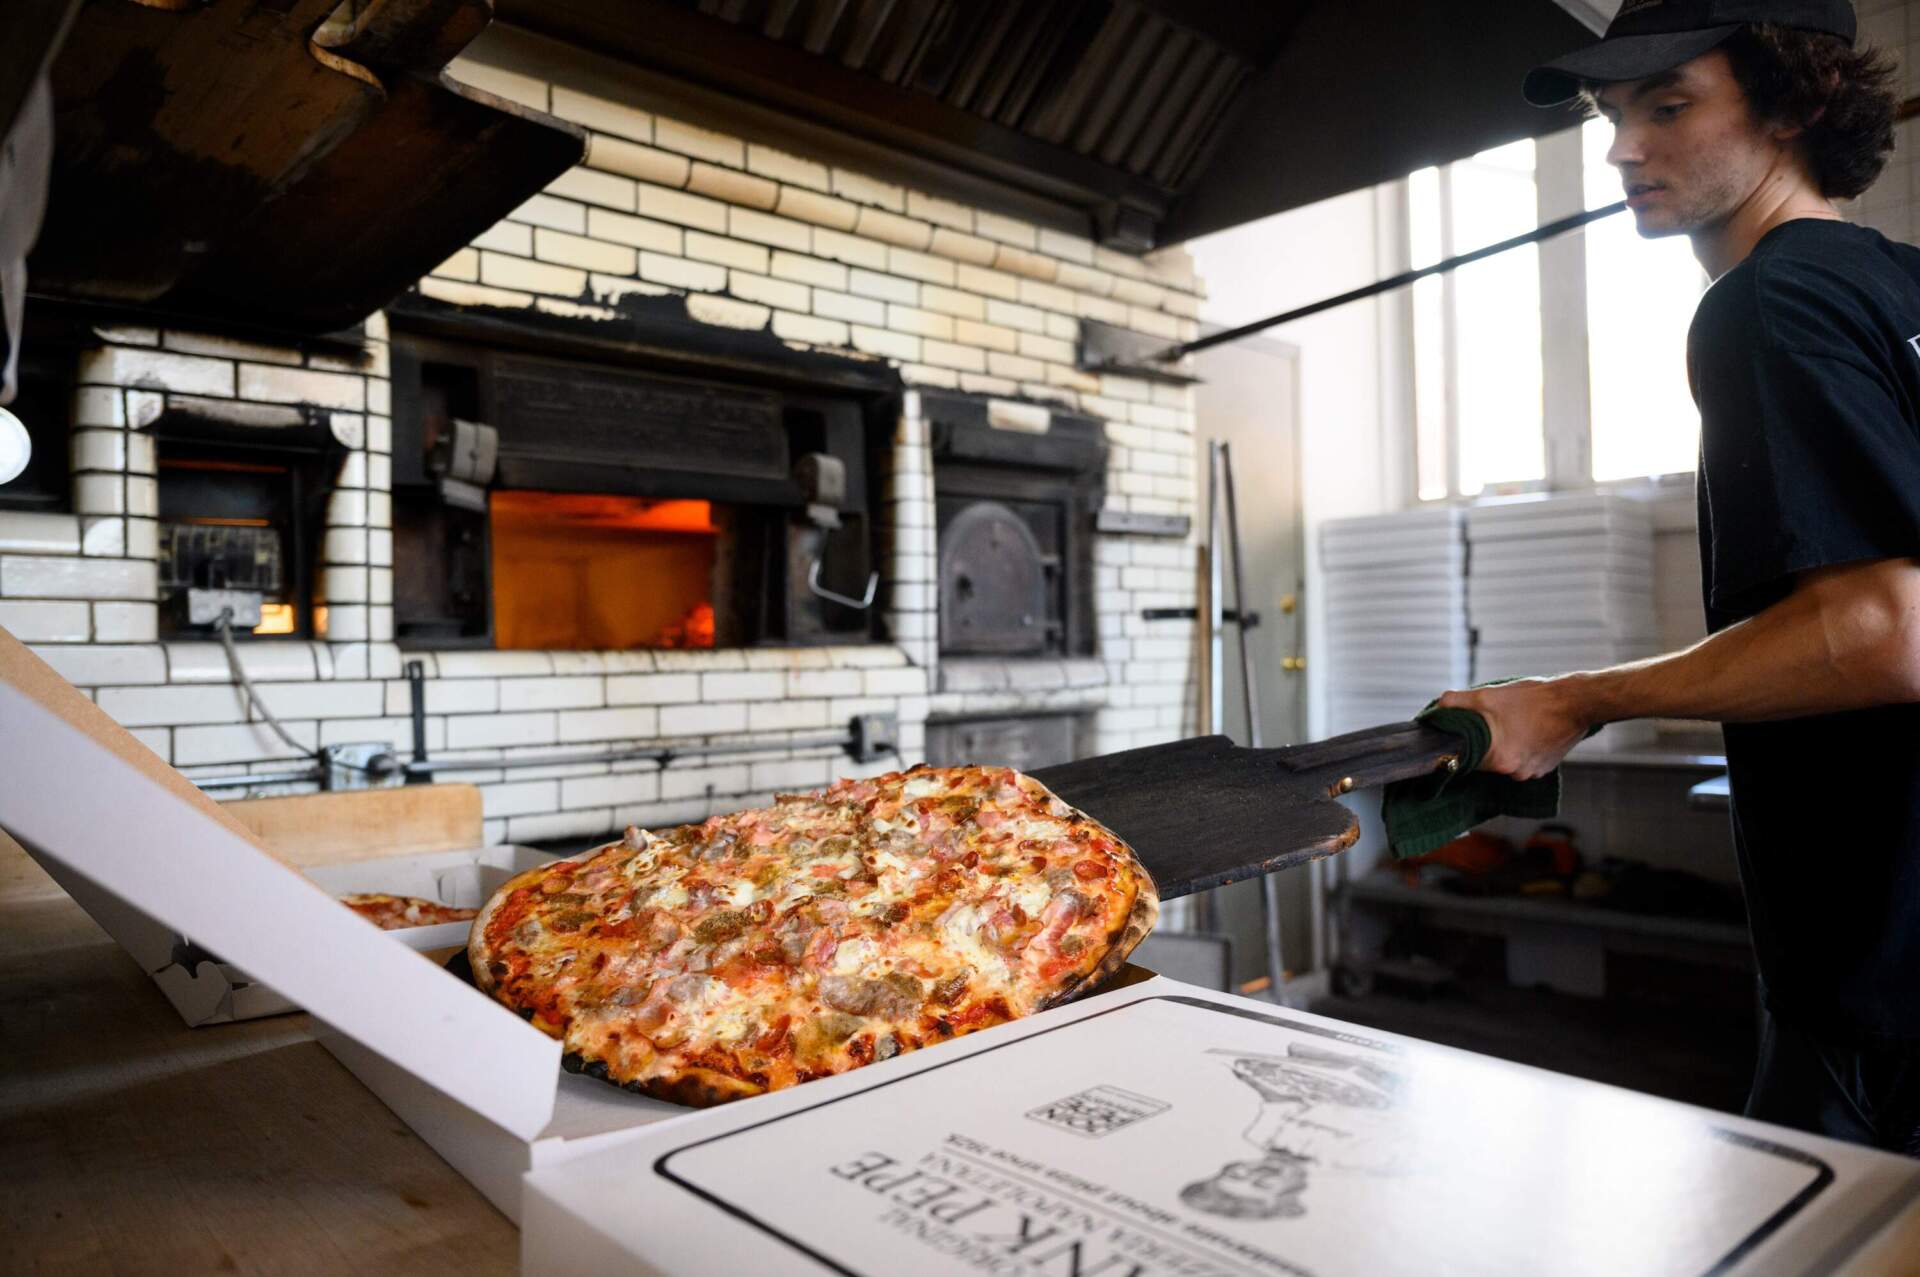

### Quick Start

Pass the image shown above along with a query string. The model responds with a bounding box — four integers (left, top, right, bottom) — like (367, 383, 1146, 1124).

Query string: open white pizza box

(520, 979, 1920, 1277)
(0, 628, 1160, 1224)
(0, 627, 708, 1220)
(35, 836, 557, 1026)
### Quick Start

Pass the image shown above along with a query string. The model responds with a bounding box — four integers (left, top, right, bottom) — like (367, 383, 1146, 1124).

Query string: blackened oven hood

(17, 0, 584, 335)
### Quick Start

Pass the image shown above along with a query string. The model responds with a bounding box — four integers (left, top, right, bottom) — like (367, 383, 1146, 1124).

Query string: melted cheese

(474, 764, 1151, 1107)
(833, 937, 879, 975)
(1013, 880, 1053, 918)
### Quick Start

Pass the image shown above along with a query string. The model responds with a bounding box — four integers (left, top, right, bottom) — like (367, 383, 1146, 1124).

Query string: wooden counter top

(0, 862, 516, 1275)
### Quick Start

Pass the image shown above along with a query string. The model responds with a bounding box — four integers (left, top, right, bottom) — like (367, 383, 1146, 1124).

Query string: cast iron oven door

(939, 500, 1057, 656)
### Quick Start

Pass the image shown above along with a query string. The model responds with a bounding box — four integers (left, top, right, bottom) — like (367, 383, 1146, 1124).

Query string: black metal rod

(194, 767, 329, 790)
(406, 660, 429, 785)
(406, 661, 428, 758)
(1117, 199, 1631, 367)
(1141, 606, 1259, 628)
(400, 730, 859, 776)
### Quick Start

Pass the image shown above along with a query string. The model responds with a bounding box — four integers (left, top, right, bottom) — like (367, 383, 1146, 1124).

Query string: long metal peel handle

(1277, 721, 1469, 794)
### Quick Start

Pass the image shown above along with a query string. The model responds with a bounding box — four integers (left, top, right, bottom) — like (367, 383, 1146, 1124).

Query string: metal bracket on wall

(1140, 606, 1260, 630)
(1095, 510, 1192, 538)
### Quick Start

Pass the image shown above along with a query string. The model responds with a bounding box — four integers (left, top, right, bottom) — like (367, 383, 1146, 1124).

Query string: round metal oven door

(939, 501, 1053, 655)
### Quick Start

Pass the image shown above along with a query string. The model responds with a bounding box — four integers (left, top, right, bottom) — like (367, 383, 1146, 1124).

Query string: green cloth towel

(1381, 701, 1589, 860)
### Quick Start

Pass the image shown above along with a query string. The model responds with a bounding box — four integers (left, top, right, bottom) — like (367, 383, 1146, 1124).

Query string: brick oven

(0, 30, 1204, 847)
(384, 333, 890, 653)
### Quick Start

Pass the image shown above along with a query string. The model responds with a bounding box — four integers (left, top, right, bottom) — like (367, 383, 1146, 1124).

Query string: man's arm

(1437, 557, 1920, 779)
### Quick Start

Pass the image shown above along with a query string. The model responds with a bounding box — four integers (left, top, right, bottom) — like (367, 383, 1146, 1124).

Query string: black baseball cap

(1523, 0, 1858, 106)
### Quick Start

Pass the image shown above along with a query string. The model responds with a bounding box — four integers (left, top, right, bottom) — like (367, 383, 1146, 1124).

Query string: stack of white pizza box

(1321, 506, 1471, 736)
(1466, 491, 1659, 752)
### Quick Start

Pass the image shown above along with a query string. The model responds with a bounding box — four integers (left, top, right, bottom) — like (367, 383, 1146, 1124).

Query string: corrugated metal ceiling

(683, 0, 1294, 192)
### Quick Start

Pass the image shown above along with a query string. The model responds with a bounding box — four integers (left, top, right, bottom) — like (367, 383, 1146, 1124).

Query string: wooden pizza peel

(1028, 720, 1466, 900)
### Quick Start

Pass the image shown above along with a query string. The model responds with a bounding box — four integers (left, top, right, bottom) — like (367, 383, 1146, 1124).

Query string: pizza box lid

(0, 626, 565, 1142)
(30, 837, 555, 1025)
(520, 979, 1920, 1277)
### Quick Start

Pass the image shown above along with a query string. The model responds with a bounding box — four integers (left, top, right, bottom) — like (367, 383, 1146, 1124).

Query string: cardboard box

(522, 979, 1920, 1277)
(0, 625, 1144, 1224)
(0, 627, 694, 1221)
(32, 838, 553, 1025)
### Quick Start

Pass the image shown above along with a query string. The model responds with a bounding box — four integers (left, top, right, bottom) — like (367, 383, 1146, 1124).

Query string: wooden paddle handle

(1271, 721, 1467, 795)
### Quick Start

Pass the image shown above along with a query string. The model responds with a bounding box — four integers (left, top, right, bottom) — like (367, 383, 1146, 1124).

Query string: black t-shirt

(1689, 218, 1920, 1040)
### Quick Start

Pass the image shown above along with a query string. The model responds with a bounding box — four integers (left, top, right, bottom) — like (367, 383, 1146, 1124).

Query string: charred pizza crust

(469, 765, 1156, 1106)
(1014, 772, 1158, 1010)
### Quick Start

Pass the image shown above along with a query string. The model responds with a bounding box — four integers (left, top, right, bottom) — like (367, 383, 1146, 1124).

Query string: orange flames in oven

(490, 492, 718, 651)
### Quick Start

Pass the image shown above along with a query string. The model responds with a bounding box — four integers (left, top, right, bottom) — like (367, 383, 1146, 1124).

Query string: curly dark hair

(1583, 24, 1899, 200)
(1723, 24, 1899, 200)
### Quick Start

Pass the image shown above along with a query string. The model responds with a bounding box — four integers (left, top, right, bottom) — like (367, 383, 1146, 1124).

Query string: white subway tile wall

(3, 38, 1210, 835)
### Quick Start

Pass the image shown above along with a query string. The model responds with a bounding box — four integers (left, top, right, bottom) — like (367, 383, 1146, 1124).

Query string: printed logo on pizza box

(1025, 1084, 1171, 1138)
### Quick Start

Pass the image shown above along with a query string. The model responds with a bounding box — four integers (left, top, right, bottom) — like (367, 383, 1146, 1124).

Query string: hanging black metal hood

(18, 0, 584, 336)
(495, 0, 1599, 250)
(1, 0, 1604, 338)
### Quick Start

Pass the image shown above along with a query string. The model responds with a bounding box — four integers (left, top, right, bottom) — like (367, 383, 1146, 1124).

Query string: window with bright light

(1411, 139, 1546, 499)
(1411, 124, 1708, 499)
(1582, 118, 1707, 482)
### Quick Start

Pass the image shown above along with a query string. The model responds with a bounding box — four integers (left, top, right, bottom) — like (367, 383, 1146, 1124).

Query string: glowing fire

(254, 603, 297, 635)
(489, 492, 719, 651)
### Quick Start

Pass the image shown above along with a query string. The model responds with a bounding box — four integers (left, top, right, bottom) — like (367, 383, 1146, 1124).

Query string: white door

(1193, 333, 1311, 988)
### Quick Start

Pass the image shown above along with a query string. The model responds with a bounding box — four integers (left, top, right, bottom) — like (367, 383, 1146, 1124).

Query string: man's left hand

(1435, 678, 1592, 780)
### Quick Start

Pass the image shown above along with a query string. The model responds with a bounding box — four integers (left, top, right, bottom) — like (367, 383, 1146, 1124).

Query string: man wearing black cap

(1437, 1, 1919, 1151)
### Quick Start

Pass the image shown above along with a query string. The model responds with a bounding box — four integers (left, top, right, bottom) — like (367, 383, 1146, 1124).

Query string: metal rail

(1093, 199, 1631, 371)
(398, 730, 869, 776)
(191, 767, 331, 790)
(190, 714, 899, 791)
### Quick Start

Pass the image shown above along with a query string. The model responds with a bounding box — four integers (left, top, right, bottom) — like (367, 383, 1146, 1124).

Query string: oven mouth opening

(489, 491, 722, 651)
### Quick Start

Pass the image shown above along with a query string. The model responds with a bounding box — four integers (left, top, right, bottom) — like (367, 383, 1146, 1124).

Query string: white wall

(1187, 186, 1410, 741)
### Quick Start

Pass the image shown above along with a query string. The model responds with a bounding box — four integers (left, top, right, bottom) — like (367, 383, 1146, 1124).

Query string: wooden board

(222, 786, 485, 869)
(0, 891, 516, 1273)
(0, 825, 61, 903)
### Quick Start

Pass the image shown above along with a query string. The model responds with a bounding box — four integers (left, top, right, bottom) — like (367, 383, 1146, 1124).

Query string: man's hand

(1423, 561, 1920, 778)
(1435, 679, 1593, 780)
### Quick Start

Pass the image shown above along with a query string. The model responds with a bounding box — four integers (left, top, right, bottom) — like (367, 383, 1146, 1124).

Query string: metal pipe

(1219, 443, 1288, 1002)
(192, 726, 869, 789)
(399, 730, 860, 776)
(193, 767, 328, 789)
(1220, 444, 1260, 751)
(1184, 443, 1224, 935)
(1100, 199, 1631, 370)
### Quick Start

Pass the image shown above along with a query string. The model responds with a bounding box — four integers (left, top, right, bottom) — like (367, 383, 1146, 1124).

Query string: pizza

(341, 892, 479, 931)
(468, 765, 1157, 1106)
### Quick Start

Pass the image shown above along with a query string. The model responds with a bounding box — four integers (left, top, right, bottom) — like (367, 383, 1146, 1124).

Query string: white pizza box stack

(521, 977, 1920, 1277)
(1321, 507, 1470, 735)
(1465, 491, 1659, 752)
(0, 626, 699, 1222)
